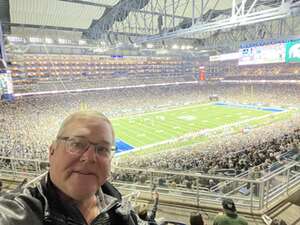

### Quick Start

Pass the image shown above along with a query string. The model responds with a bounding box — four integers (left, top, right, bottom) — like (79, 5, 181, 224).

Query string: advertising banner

(285, 40, 300, 63)
(239, 43, 285, 65)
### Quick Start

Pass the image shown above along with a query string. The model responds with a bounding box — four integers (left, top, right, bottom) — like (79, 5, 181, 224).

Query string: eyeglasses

(57, 136, 115, 156)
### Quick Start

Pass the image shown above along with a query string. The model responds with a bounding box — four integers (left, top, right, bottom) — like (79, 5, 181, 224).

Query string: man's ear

(49, 141, 57, 156)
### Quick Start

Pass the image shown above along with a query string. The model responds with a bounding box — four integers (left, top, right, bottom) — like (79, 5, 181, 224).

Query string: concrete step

(268, 202, 300, 225)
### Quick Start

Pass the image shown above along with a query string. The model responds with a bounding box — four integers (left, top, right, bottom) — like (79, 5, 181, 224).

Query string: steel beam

(4, 22, 85, 32)
(192, 16, 300, 52)
(58, 0, 111, 8)
(134, 0, 293, 43)
(3, 22, 146, 41)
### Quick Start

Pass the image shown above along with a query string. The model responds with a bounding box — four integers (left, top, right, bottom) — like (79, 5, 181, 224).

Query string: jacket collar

(38, 174, 86, 224)
(36, 173, 122, 224)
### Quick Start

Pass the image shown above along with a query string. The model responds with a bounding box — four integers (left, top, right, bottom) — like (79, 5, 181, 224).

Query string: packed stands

(116, 118, 300, 173)
(0, 82, 299, 169)
(206, 61, 300, 80)
(8, 54, 198, 92)
(0, 80, 299, 216)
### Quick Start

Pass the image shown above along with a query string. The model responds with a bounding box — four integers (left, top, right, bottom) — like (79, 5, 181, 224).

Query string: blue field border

(214, 102, 285, 112)
(115, 138, 135, 154)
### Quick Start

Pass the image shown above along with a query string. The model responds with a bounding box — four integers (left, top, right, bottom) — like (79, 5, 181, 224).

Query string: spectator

(0, 179, 2, 193)
(190, 212, 204, 225)
(213, 198, 248, 225)
(0, 111, 143, 225)
(13, 178, 28, 193)
(138, 191, 159, 225)
(270, 218, 287, 225)
(1, 82, 300, 189)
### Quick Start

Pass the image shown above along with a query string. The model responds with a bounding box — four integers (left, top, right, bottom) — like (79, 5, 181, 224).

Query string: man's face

(49, 116, 114, 201)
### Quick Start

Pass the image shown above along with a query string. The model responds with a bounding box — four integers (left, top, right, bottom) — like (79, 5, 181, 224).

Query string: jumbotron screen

(239, 43, 285, 65)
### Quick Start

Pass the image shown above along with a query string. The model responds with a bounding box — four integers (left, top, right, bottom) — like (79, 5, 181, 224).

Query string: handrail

(0, 156, 299, 212)
(262, 161, 299, 180)
(23, 171, 47, 188)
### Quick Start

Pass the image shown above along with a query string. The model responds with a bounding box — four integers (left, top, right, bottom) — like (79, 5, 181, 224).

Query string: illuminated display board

(285, 39, 300, 63)
(239, 43, 285, 65)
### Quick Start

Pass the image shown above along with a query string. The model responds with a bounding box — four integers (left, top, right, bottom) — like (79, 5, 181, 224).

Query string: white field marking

(178, 115, 196, 121)
(117, 121, 161, 144)
(156, 130, 165, 133)
(111, 102, 214, 121)
(116, 110, 287, 155)
(173, 126, 181, 129)
(16, 81, 199, 97)
(130, 122, 173, 142)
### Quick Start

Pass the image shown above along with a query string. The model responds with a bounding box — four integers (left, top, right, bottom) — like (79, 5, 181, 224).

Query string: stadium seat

(239, 187, 250, 196)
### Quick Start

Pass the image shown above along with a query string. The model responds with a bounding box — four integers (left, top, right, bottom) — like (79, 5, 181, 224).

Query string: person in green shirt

(213, 198, 248, 225)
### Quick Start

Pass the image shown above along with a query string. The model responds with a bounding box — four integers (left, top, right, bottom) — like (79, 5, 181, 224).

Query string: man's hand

(152, 191, 159, 200)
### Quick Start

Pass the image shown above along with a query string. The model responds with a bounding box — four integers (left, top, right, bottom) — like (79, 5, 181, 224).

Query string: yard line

(111, 102, 214, 121)
(114, 103, 283, 149)
(117, 111, 286, 155)
(117, 118, 174, 145)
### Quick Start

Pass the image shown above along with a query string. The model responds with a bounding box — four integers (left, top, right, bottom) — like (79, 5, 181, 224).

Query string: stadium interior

(0, 0, 300, 224)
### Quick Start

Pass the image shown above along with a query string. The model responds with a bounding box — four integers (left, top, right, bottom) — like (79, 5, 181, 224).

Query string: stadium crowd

(0, 83, 299, 175)
(0, 82, 299, 225)
(117, 113, 300, 170)
(208, 61, 300, 80)
(113, 116, 300, 190)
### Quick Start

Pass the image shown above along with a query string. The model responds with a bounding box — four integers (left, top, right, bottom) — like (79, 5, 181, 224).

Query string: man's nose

(80, 145, 96, 162)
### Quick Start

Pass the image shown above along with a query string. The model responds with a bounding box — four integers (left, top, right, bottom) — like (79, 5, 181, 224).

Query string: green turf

(112, 103, 275, 148)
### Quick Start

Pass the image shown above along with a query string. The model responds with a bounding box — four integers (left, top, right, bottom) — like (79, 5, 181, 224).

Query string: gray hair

(56, 111, 115, 142)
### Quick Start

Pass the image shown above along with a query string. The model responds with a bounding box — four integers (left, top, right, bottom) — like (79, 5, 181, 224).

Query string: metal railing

(0, 156, 299, 213)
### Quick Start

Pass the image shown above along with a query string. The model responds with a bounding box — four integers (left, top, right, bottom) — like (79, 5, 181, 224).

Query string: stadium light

(93, 48, 106, 53)
(78, 40, 87, 45)
(45, 38, 53, 44)
(172, 44, 179, 49)
(7, 36, 24, 43)
(58, 38, 71, 44)
(29, 37, 42, 43)
(156, 49, 168, 54)
(146, 43, 154, 48)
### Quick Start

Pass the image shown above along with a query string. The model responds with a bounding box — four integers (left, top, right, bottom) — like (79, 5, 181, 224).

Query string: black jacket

(146, 197, 159, 225)
(0, 174, 139, 225)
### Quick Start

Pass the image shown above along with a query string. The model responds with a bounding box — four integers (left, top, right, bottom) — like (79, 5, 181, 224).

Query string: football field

(112, 103, 285, 154)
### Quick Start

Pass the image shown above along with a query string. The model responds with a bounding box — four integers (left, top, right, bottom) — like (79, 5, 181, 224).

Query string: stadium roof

(5, 0, 238, 38)
(1, 0, 299, 52)
(8, 0, 235, 29)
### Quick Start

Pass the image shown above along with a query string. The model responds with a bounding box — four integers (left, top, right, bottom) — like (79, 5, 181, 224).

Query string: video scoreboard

(239, 38, 300, 65)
